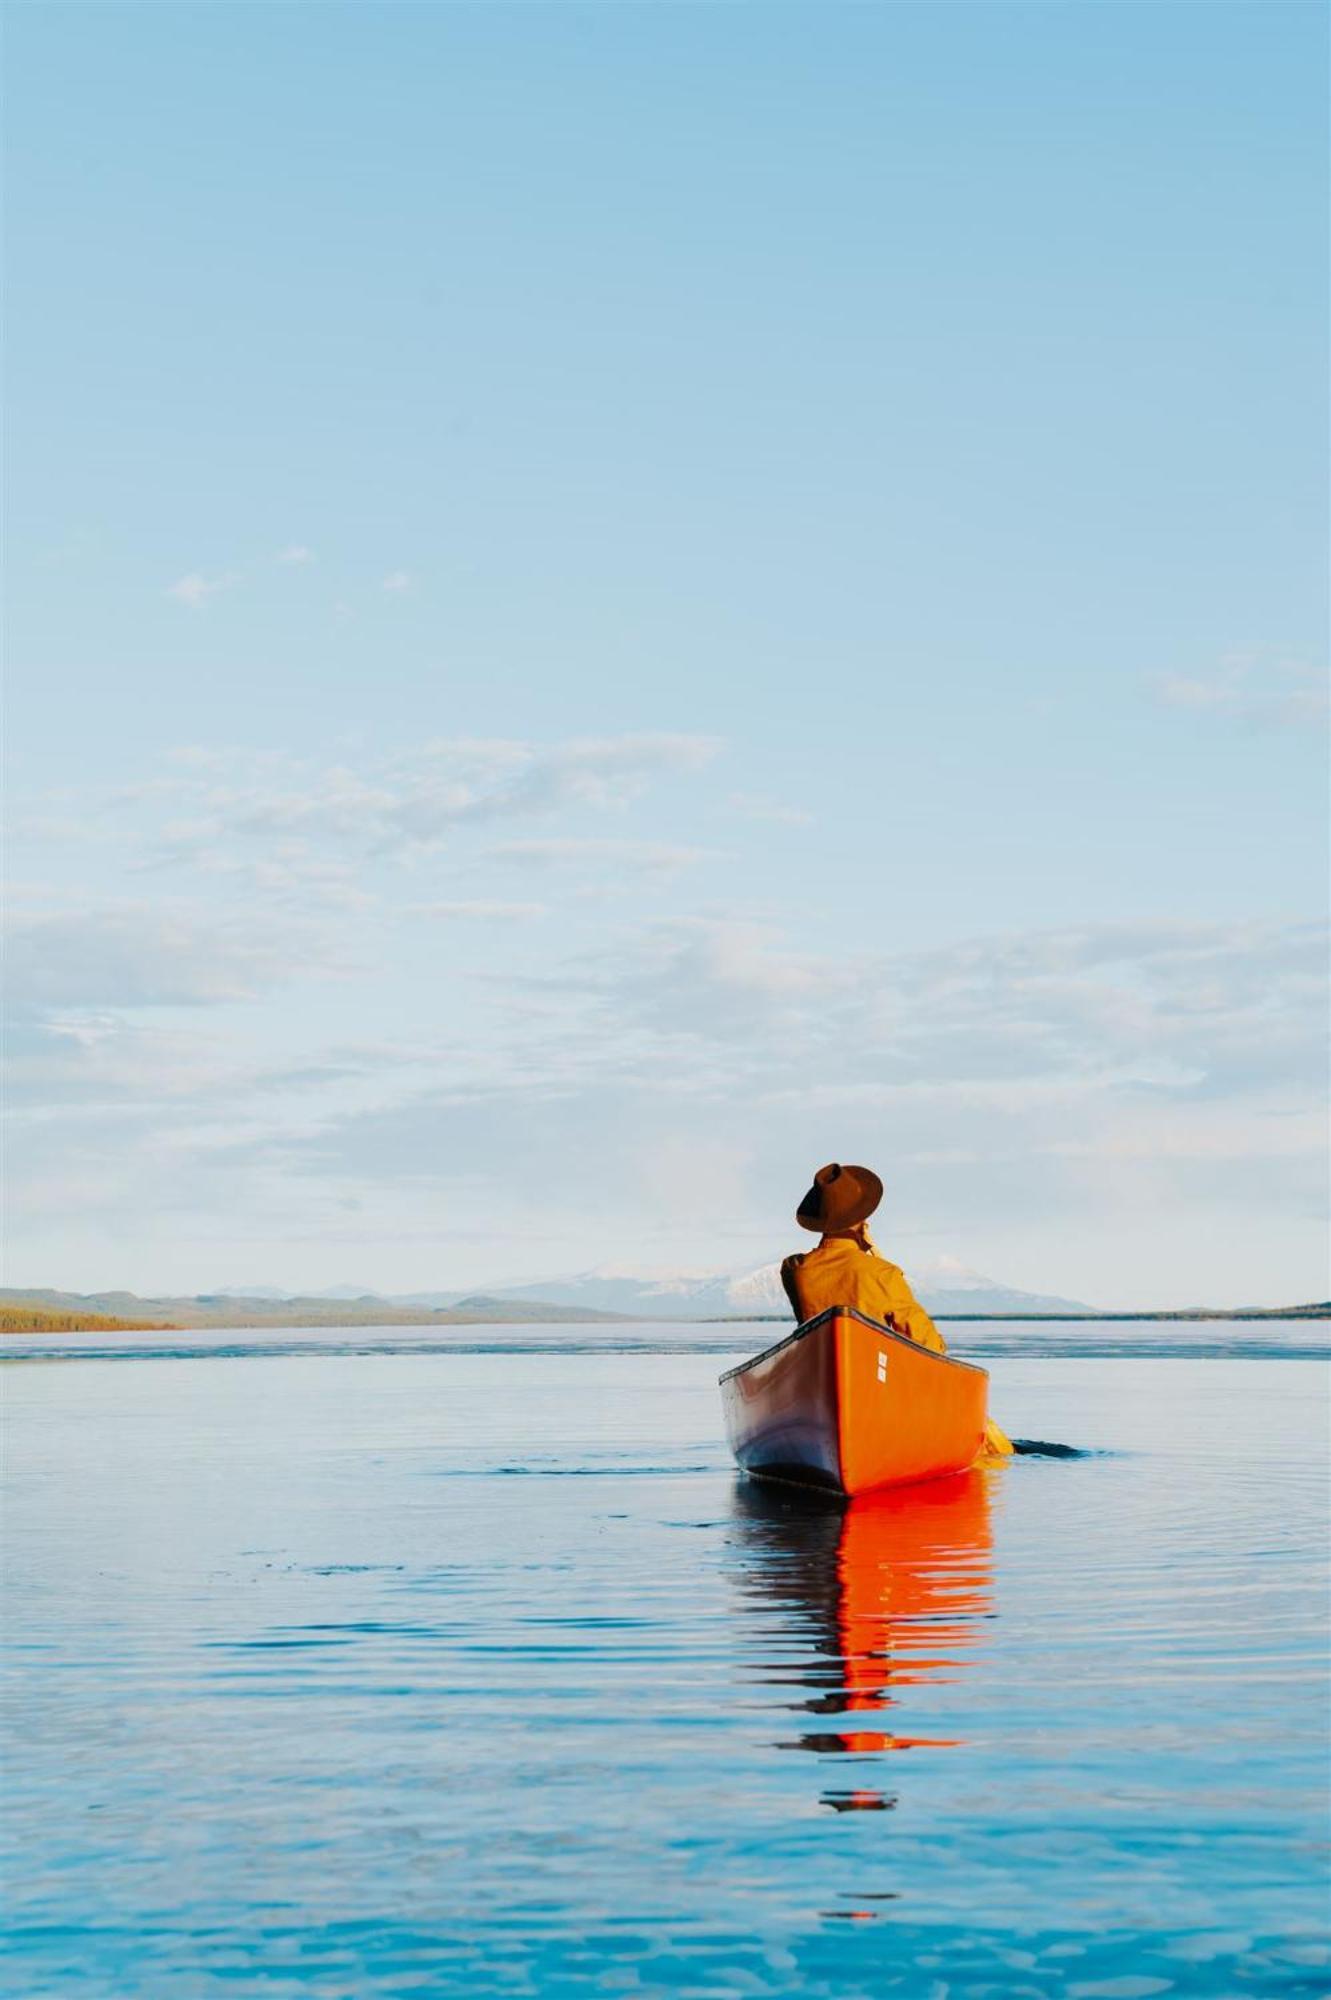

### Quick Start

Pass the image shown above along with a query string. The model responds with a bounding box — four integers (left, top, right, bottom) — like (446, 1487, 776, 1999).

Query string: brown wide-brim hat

(796, 1162, 883, 1235)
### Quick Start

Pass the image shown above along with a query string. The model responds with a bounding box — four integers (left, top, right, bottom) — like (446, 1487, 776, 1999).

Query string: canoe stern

(834, 1312, 988, 1493)
(720, 1308, 990, 1496)
(720, 1312, 842, 1490)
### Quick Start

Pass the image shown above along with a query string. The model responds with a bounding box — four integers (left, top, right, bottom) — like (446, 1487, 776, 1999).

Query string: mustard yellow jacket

(781, 1230, 1013, 1459)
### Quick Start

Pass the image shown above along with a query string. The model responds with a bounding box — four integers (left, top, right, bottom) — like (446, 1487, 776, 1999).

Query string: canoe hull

(720, 1308, 989, 1496)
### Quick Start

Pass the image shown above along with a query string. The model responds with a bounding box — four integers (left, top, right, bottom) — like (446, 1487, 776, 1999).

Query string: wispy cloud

(1153, 654, 1327, 731)
(278, 545, 314, 565)
(6, 904, 345, 1009)
(166, 571, 237, 610)
(7, 901, 1324, 1302)
(125, 734, 720, 859)
(488, 837, 711, 875)
(382, 570, 411, 592)
(412, 900, 546, 921)
(489, 914, 1327, 1150)
(289, 915, 1328, 1218)
(164, 745, 235, 770)
(727, 791, 813, 826)
(168, 844, 373, 913)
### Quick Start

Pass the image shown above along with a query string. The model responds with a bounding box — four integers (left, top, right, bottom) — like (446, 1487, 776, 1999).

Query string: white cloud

(382, 570, 411, 592)
(613, 916, 1328, 1102)
(5, 905, 342, 1008)
(727, 791, 813, 826)
(166, 572, 236, 610)
(241, 912, 1322, 1297)
(609, 918, 849, 1040)
(15, 707, 1324, 1303)
(7, 897, 1325, 1303)
(489, 837, 710, 875)
(129, 734, 720, 858)
(413, 900, 546, 921)
(1153, 654, 1327, 731)
(189, 847, 373, 912)
(278, 545, 314, 565)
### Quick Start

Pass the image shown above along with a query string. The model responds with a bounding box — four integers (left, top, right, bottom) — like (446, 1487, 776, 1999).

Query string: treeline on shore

(0, 1306, 181, 1334)
(0, 1289, 626, 1330)
(3, 1290, 1327, 1334)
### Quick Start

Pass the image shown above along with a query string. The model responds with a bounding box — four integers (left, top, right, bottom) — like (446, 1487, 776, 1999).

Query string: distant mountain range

(0, 1288, 630, 1329)
(5, 1264, 1325, 1332)
(453, 1257, 1094, 1320)
(2, 1259, 1090, 1328)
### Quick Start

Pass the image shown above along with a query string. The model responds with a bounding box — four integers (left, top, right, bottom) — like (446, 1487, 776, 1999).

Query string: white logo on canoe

(876, 1350, 888, 1384)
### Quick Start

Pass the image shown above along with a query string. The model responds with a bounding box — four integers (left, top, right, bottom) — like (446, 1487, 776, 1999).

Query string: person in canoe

(781, 1162, 1014, 1460)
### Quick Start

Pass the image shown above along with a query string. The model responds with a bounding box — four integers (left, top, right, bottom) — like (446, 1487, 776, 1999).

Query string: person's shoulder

(873, 1255, 907, 1281)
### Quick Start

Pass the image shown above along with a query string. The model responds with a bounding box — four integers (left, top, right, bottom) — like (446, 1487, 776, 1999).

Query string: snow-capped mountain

(480, 1258, 1088, 1319)
(207, 1257, 1089, 1320)
(473, 1265, 758, 1318)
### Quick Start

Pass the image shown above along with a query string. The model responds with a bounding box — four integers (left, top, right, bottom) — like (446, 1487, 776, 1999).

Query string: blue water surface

(3, 1334, 1328, 1997)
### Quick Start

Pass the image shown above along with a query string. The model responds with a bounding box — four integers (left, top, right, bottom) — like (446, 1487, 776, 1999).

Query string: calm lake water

(3, 1327, 1328, 1997)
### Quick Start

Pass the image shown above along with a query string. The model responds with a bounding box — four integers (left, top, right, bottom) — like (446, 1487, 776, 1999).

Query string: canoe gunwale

(717, 1305, 989, 1386)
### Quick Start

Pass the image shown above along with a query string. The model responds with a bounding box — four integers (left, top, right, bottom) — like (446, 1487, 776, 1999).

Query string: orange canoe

(720, 1306, 990, 1495)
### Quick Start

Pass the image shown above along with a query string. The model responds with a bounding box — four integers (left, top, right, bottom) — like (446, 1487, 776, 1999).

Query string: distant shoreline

(0, 1308, 184, 1335)
(709, 1306, 1330, 1325)
(2, 1298, 1327, 1334)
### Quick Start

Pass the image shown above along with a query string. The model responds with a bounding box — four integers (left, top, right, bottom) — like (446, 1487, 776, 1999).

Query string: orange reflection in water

(834, 1466, 993, 1750)
(733, 1467, 995, 1813)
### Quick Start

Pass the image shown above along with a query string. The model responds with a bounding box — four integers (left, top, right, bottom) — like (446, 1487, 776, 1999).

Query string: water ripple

(3, 1351, 1326, 1996)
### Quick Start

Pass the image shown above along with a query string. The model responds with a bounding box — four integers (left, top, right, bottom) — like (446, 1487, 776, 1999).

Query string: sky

(6, 1, 1327, 1308)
